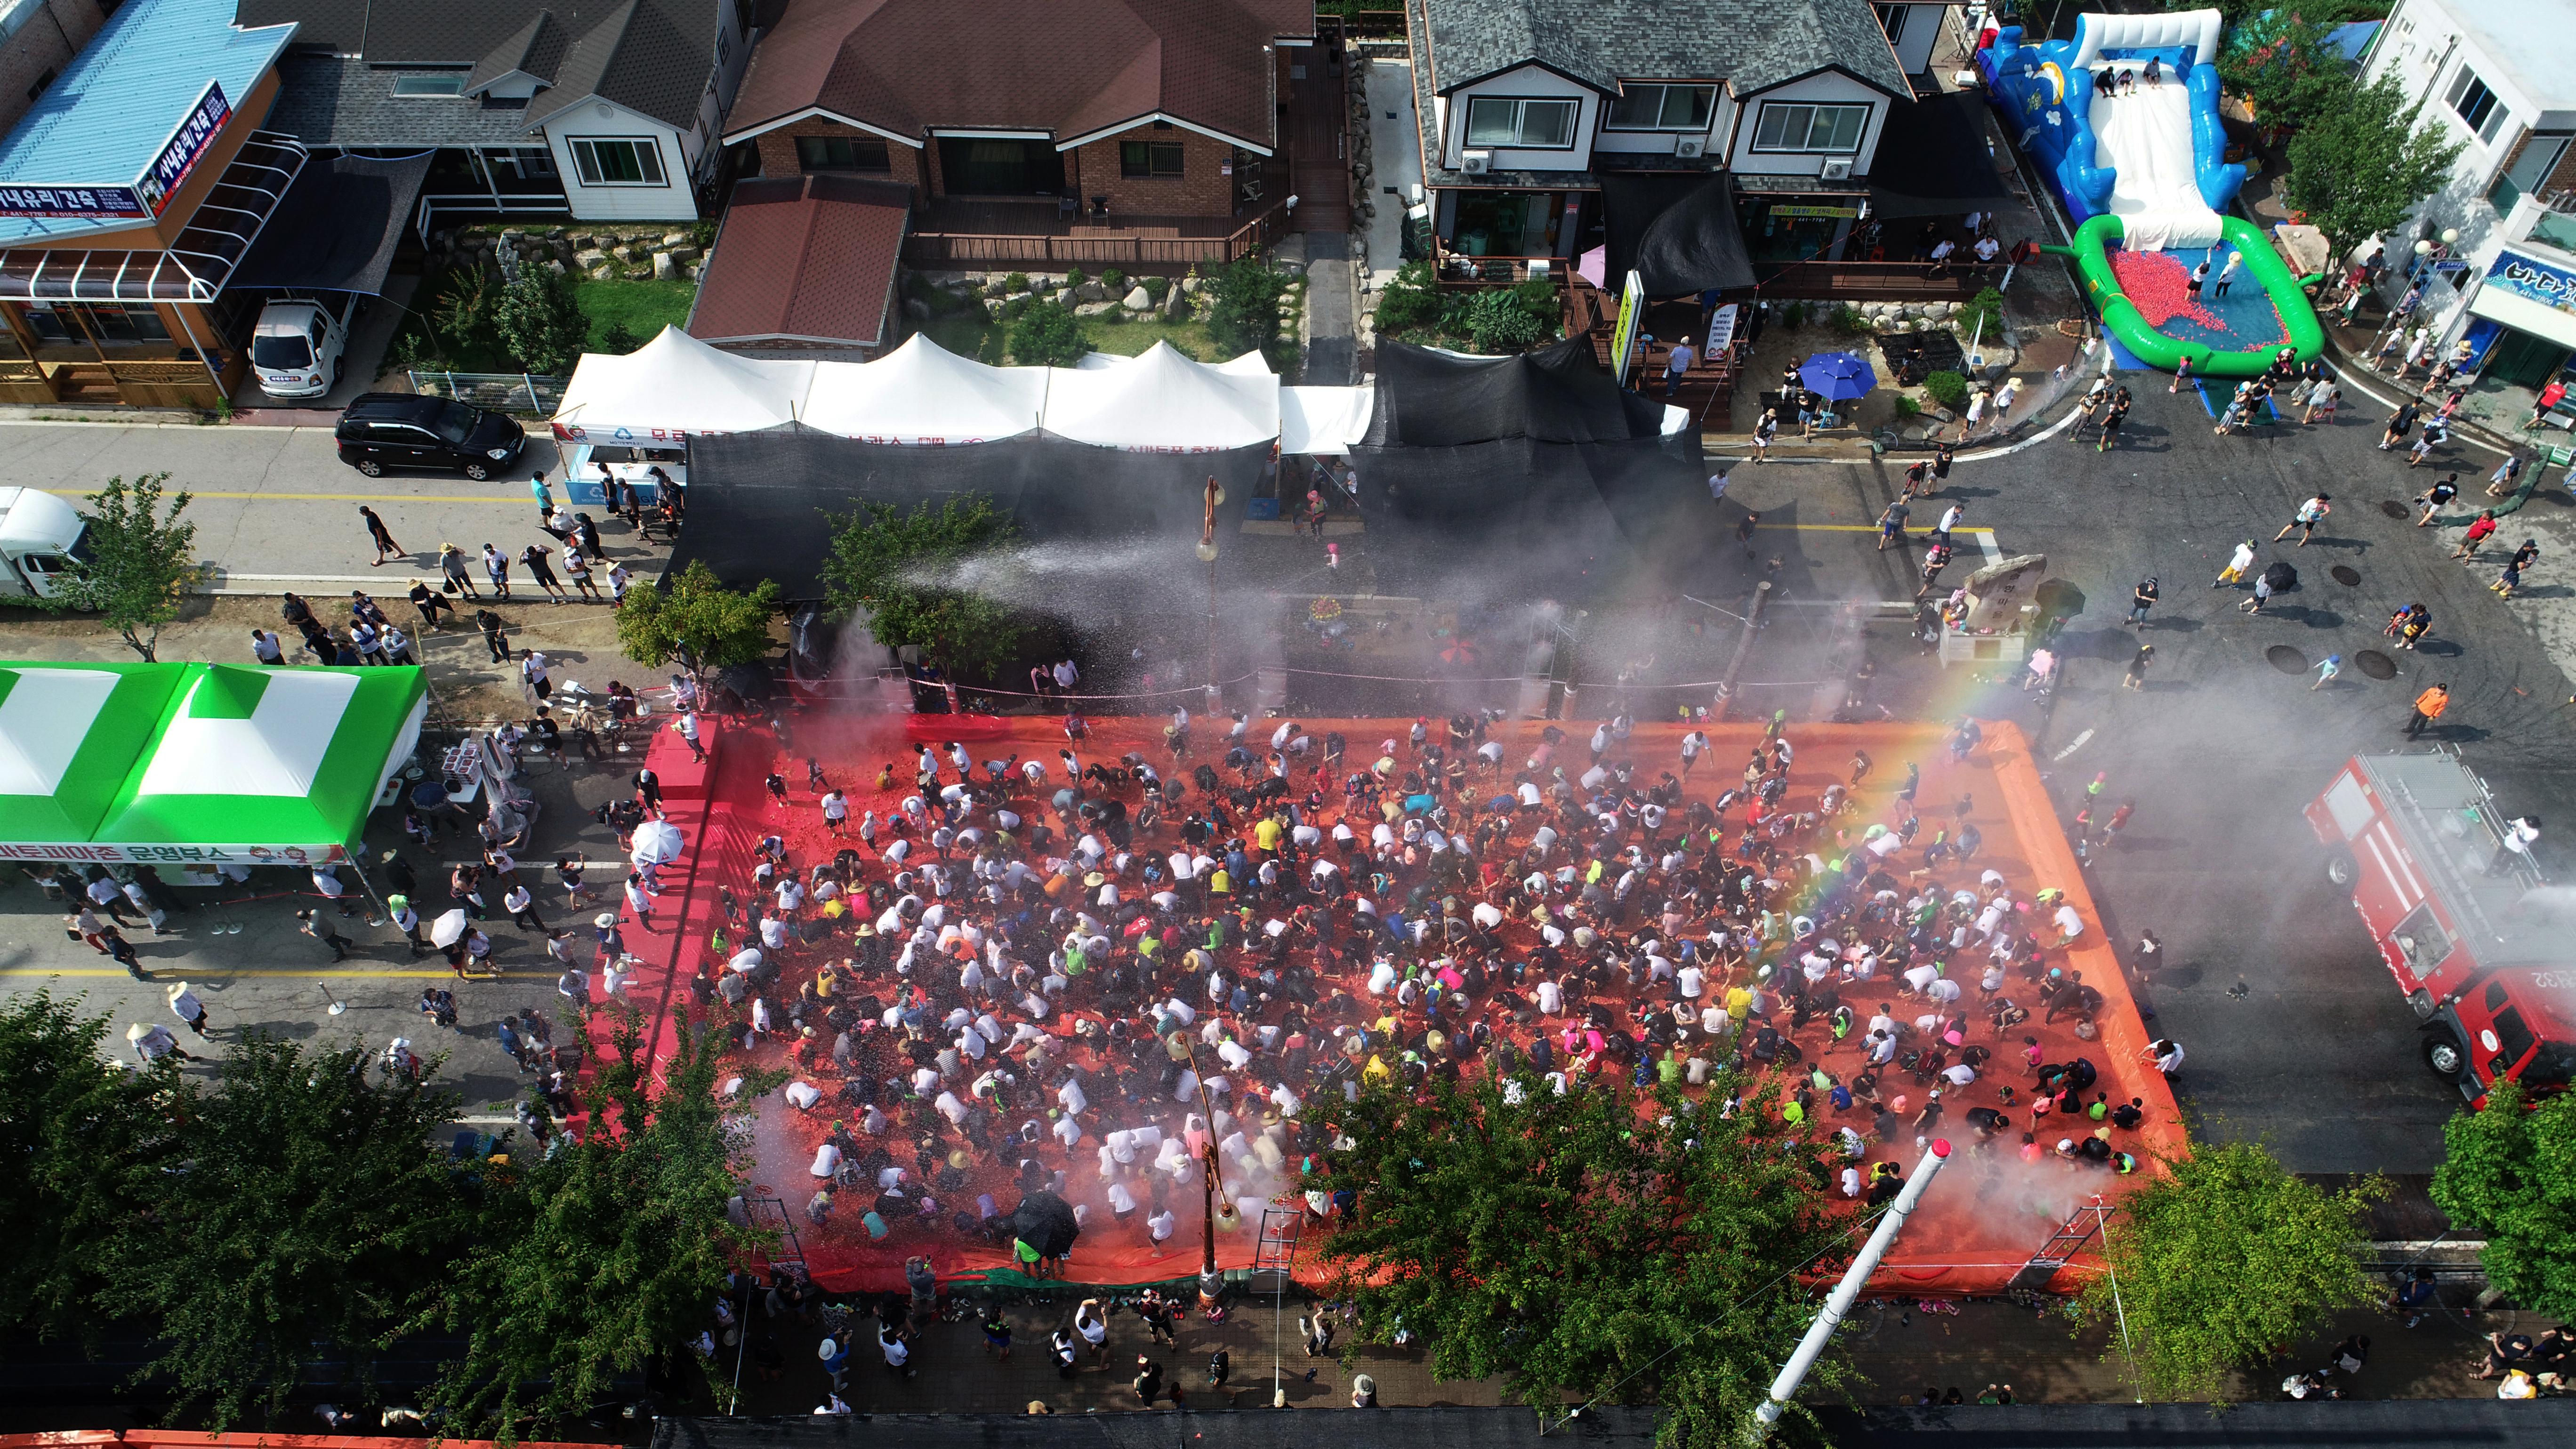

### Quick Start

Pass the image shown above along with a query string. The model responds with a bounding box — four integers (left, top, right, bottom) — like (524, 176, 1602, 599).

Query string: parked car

(335, 394, 526, 480)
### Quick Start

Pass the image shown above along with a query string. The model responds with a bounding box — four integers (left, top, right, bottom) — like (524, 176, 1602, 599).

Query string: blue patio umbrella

(1798, 352, 1878, 402)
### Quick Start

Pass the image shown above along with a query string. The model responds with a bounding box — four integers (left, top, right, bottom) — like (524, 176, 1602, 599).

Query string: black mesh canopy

(1599, 174, 1756, 298)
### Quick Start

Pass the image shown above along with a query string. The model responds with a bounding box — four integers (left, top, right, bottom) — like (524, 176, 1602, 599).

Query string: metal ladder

(2010, 1195, 2117, 1291)
(1254, 1194, 1307, 1275)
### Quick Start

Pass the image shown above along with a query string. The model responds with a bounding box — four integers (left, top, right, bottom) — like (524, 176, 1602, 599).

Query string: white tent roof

(1279, 386, 1376, 456)
(1043, 342, 1280, 452)
(553, 326, 815, 441)
(799, 334, 1048, 444)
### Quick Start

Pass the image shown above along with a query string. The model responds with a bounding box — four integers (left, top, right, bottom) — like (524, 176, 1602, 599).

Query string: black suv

(335, 393, 527, 480)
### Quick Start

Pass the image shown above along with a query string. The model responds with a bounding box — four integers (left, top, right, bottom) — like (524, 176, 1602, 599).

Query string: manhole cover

(2331, 565, 2362, 586)
(2267, 645, 2310, 674)
(2356, 650, 2398, 679)
(2380, 499, 2411, 519)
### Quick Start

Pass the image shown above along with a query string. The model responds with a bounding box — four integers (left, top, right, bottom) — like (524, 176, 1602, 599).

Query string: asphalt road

(2, 419, 566, 590)
(1716, 362, 2576, 1175)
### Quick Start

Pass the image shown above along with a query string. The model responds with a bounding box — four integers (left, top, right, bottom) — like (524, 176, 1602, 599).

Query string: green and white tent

(1, 662, 427, 867)
(0, 661, 186, 848)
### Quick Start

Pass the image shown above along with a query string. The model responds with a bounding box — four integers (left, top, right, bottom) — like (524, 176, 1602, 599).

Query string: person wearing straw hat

(127, 1022, 193, 1066)
(167, 982, 209, 1037)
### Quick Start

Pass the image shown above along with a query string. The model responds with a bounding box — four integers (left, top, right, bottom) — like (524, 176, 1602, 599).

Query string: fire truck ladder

(2010, 1195, 2117, 1291)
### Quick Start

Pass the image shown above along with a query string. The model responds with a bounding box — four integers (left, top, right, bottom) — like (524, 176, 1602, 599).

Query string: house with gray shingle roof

(1406, 0, 1930, 282)
(243, 0, 767, 224)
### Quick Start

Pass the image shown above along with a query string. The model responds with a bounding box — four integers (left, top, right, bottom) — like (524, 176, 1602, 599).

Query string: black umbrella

(1010, 1188, 1081, 1258)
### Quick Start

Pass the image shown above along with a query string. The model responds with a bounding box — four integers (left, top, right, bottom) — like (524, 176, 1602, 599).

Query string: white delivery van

(0, 487, 90, 599)
(251, 294, 360, 400)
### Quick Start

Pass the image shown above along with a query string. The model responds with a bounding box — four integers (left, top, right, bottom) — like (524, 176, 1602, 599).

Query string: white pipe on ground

(1751, 1139, 1951, 1439)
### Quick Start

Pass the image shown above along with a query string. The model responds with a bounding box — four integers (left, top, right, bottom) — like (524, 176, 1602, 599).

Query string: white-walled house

(2358, 0, 2576, 402)
(245, 0, 762, 225)
(1404, 0, 1926, 284)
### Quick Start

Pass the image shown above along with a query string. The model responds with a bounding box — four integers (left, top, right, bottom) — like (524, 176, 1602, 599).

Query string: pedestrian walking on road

(2378, 402, 2417, 451)
(2240, 573, 2274, 613)
(2125, 576, 2158, 627)
(2122, 643, 2153, 691)
(2489, 456, 2527, 499)
(168, 981, 209, 1035)
(2311, 654, 2341, 690)
(1876, 499, 1910, 550)
(360, 506, 404, 565)
(2405, 684, 2450, 738)
(2452, 510, 2498, 560)
(2274, 493, 2330, 547)
(2415, 475, 2460, 526)
(2301, 381, 2339, 425)
(2096, 389, 2129, 451)
(2214, 539, 2256, 588)
(531, 471, 554, 526)
(298, 907, 351, 962)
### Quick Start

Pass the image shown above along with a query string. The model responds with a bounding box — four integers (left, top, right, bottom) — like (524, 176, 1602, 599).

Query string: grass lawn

(914, 309, 1219, 364)
(578, 278, 697, 350)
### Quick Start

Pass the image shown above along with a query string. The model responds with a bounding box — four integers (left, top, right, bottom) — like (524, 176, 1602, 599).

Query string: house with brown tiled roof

(720, 0, 1317, 270)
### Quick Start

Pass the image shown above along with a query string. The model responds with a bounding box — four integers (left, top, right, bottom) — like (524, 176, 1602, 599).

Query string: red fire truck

(2306, 750, 2576, 1103)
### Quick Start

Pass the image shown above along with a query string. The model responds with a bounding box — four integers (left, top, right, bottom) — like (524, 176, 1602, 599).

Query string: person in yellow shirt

(1725, 983, 1755, 1026)
(1254, 816, 1283, 853)
(1362, 1054, 1393, 1085)
(1208, 866, 1232, 897)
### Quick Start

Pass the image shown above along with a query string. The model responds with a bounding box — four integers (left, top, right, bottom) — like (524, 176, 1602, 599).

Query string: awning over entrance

(2470, 255, 2576, 354)
(1865, 91, 2013, 219)
(230, 153, 433, 294)
(0, 132, 309, 302)
(1598, 174, 1755, 297)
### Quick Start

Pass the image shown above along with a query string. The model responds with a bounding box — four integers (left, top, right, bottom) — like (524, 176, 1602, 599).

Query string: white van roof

(0, 487, 85, 552)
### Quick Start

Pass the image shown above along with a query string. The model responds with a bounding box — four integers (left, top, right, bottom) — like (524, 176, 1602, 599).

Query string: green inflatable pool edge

(2057, 213, 2326, 379)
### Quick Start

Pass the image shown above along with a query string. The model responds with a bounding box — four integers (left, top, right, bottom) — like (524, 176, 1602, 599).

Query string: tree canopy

(1308, 1073, 1849, 1448)
(2080, 1141, 2380, 1401)
(494, 271, 591, 376)
(1204, 258, 1292, 370)
(617, 558, 783, 669)
(819, 494, 1022, 677)
(412, 1008, 781, 1437)
(2282, 70, 2465, 260)
(2431, 1080, 2576, 1323)
(1008, 298, 1092, 367)
(111, 1033, 480, 1427)
(49, 473, 197, 661)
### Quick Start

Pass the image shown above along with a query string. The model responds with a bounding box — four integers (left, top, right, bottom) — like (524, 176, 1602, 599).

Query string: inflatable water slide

(1978, 9, 2323, 377)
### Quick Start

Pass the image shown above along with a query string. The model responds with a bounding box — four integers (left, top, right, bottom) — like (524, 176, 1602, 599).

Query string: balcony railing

(904, 200, 1291, 270)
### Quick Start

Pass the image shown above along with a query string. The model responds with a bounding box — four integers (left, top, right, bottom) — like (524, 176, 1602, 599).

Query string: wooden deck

(1287, 37, 1351, 233)
(1750, 258, 2009, 300)
(1570, 276, 1738, 416)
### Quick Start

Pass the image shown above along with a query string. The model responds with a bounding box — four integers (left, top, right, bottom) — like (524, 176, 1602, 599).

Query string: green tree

(413, 1009, 781, 1439)
(1309, 1073, 1845, 1448)
(1008, 298, 1092, 366)
(1204, 256, 1289, 366)
(1372, 259, 1442, 333)
(599, 321, 644, 354)
(819, 495, 1022, 676)
(2431, 1079, 2576, 1322)
(2216, 15, 2353, 133)
(493, 270, 591, 375)
(2283, 70, 2465, 262)
(616, 558, 782, 669)
(2080, 1141, 2380, 1401)
(0, 992, 173, 1348)
(48, 472, 197, 661)
(114, 1033, 476, 1427)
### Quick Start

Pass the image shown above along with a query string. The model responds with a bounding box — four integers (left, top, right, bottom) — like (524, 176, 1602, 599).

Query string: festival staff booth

(0, 663, 427, 892)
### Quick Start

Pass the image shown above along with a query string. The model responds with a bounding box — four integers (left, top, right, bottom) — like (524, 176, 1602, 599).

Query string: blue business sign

(2486, 248, 2576, 316)
(135, 81, 232, 217)
(0, 80, 230, 221)
(0, 184, 148, 219)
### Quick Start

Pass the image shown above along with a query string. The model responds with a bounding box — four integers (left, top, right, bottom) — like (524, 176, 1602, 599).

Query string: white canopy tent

(552, 327, 815, 443)
(552, 329, 1379, 453)
(799, 334, 1049, 444)
(1041, 342, 1280, 452)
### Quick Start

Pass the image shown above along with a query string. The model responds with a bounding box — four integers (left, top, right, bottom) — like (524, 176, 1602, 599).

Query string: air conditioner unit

(1675, 137, 1707, 159)
(1461, 149, 1492, 175)
(1819, 158, 1854, 181)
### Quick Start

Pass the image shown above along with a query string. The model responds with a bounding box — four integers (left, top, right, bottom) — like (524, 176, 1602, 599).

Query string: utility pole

(1751, 1141, 1951, 1439)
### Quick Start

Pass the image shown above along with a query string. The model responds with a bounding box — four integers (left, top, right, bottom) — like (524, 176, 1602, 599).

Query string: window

(1751, 101, 1870, 153)
(24, 302, 169, 345)
(2391, 903, 2453, 979)
(2492, 1006, 2539, 1077)
(1121, 140, 1185, 177)
(1874, 4, 1909, 44)
(2446, 64, 2507, 145)
(392, 73, 467, 97)
(1464, 96, 1579, 149)
(2490, 130, 2572, 211)
(1605, 84, 1716, 132)
(569, 137, 668, 186)
(796, 135, 891, 172)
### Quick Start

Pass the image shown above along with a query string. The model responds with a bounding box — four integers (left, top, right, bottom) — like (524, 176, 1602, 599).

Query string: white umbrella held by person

(430, 909, 470, 948)
(631, 819, 685, 866)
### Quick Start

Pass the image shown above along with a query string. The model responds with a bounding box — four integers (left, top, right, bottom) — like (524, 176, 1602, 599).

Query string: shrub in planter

(1921, 370, 1970, 411)
(1004, 272, 1031, 294)
(1142, 276, 1172, 303)
(1101, 269, 1128, 293)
